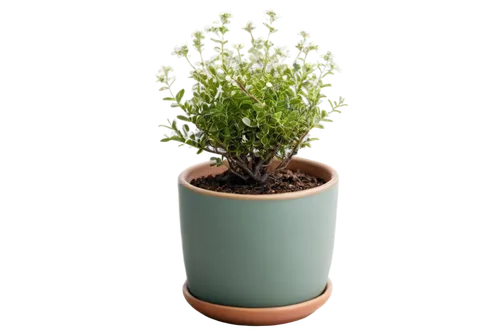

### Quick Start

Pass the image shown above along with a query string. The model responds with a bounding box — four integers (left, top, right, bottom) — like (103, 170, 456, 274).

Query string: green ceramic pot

(178, 157, 339, 308)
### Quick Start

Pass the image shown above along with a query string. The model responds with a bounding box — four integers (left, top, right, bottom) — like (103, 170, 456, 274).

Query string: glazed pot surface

(178, 157, 339, 308)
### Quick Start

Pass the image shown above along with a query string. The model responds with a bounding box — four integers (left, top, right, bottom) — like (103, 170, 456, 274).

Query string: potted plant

(157, 10, 346, 326)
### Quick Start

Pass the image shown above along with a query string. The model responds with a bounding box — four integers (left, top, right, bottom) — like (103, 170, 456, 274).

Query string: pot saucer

(182, 279, 332, 326)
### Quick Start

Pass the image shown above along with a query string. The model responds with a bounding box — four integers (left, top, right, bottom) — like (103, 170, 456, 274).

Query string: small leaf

(209, 123, 218, 132)
(176, 89, 185, 102)
(209, 66, 217, 76)
(156, 123, 170, 128)
(159, 87, 168, 91)
(171, 120, 178, 130)
(309, 135, 319, 143)
(239, 100, 253, 108)
(194, 149, 205, 157)
(177, 115, 190, 121)
(161, 135, 183, 142)
(182, 124, 189, 133)
(253, 104, 265, 112)
(161, 95, 174, 103)
(256, 111, 266, 122)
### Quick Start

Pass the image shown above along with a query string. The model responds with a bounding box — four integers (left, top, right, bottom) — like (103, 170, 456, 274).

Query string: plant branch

(263, 143, 282, 165)
(225, 158, 249, 181)
(232, 155, 267, 183)
(234, 79, 263, 105)
(253, 157, 266, 177)
(273, 128, 311, 172)
(228, 168, 248, 181)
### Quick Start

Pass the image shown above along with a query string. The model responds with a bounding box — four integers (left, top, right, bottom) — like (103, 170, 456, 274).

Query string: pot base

(182, 279, 332, 326)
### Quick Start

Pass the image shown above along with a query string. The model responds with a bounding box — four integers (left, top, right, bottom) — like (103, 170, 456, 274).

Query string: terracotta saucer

(182, 279, 332, 326)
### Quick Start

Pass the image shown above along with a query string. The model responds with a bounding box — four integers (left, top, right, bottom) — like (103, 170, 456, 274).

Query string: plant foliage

(157, 10, 346, 183)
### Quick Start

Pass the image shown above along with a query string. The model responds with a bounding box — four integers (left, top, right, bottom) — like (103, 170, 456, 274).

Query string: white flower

(225, 75, 232, 81)
(282, 75, 288, 80)
(156, 85, 168, 95)
(305, 41, 315, 48)
(333, 59, 344, 74)
(192, 56, 201, 66)
(266, 82, 272, 87)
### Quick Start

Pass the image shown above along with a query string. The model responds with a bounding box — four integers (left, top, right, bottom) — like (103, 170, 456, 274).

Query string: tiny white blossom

(282, 75, 288, 80)
(225, 75, 232, 81)
(266, 82, 272, 87)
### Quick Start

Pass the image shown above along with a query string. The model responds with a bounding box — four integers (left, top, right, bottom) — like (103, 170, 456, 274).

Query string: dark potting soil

(190, 169, 326, 195)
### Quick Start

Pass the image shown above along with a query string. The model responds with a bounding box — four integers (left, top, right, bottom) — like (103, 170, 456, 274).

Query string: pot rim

(178, 156, 338, 201)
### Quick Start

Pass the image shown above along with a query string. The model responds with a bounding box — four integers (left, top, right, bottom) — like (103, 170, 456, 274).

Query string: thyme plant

(158, 10, 346, 183)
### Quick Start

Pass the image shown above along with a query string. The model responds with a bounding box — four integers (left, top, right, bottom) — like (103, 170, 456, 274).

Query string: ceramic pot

(178, 157, 339, 324)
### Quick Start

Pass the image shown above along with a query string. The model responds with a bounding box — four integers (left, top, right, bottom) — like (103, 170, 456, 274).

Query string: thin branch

(226, 156, 242, 171)
(253, 158, 266, 178)
(273, 128, 311, 172)
(232, 156, 265, 183)
(234, 79, 263, 105)
(234, 157, 254, 175)
(229, 168, 248, 181)
(262, 143, 282, 166)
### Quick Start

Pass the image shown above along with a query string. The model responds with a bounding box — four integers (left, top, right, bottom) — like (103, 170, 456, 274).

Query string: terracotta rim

(178, 156, 338, 201)
(183, 279, 332, 326)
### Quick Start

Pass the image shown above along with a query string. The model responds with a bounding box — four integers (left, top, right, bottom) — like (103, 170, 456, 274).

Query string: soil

(190, 169, 326, 195)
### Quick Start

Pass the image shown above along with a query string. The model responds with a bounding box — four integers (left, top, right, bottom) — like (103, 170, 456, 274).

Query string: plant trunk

(227, 155, 271, 184)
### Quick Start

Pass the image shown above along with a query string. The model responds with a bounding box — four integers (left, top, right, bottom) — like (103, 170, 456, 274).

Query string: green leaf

(239, 100, 253, 108)
(182, 124, 190, 133)
(161, 135, 183, 142)
(253, 104, 265, 112)
(171, 120, 178, 130)
(161, 94, 175, 103)
(194, 149, 205, 157)
(176, 89, 185, 103)
(256, 111, 266, 122)
(177, 115, 190, 121)
(209, 66, 217, 76)
(156, 122, 170, 128)
(209, 123, 218, 132)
